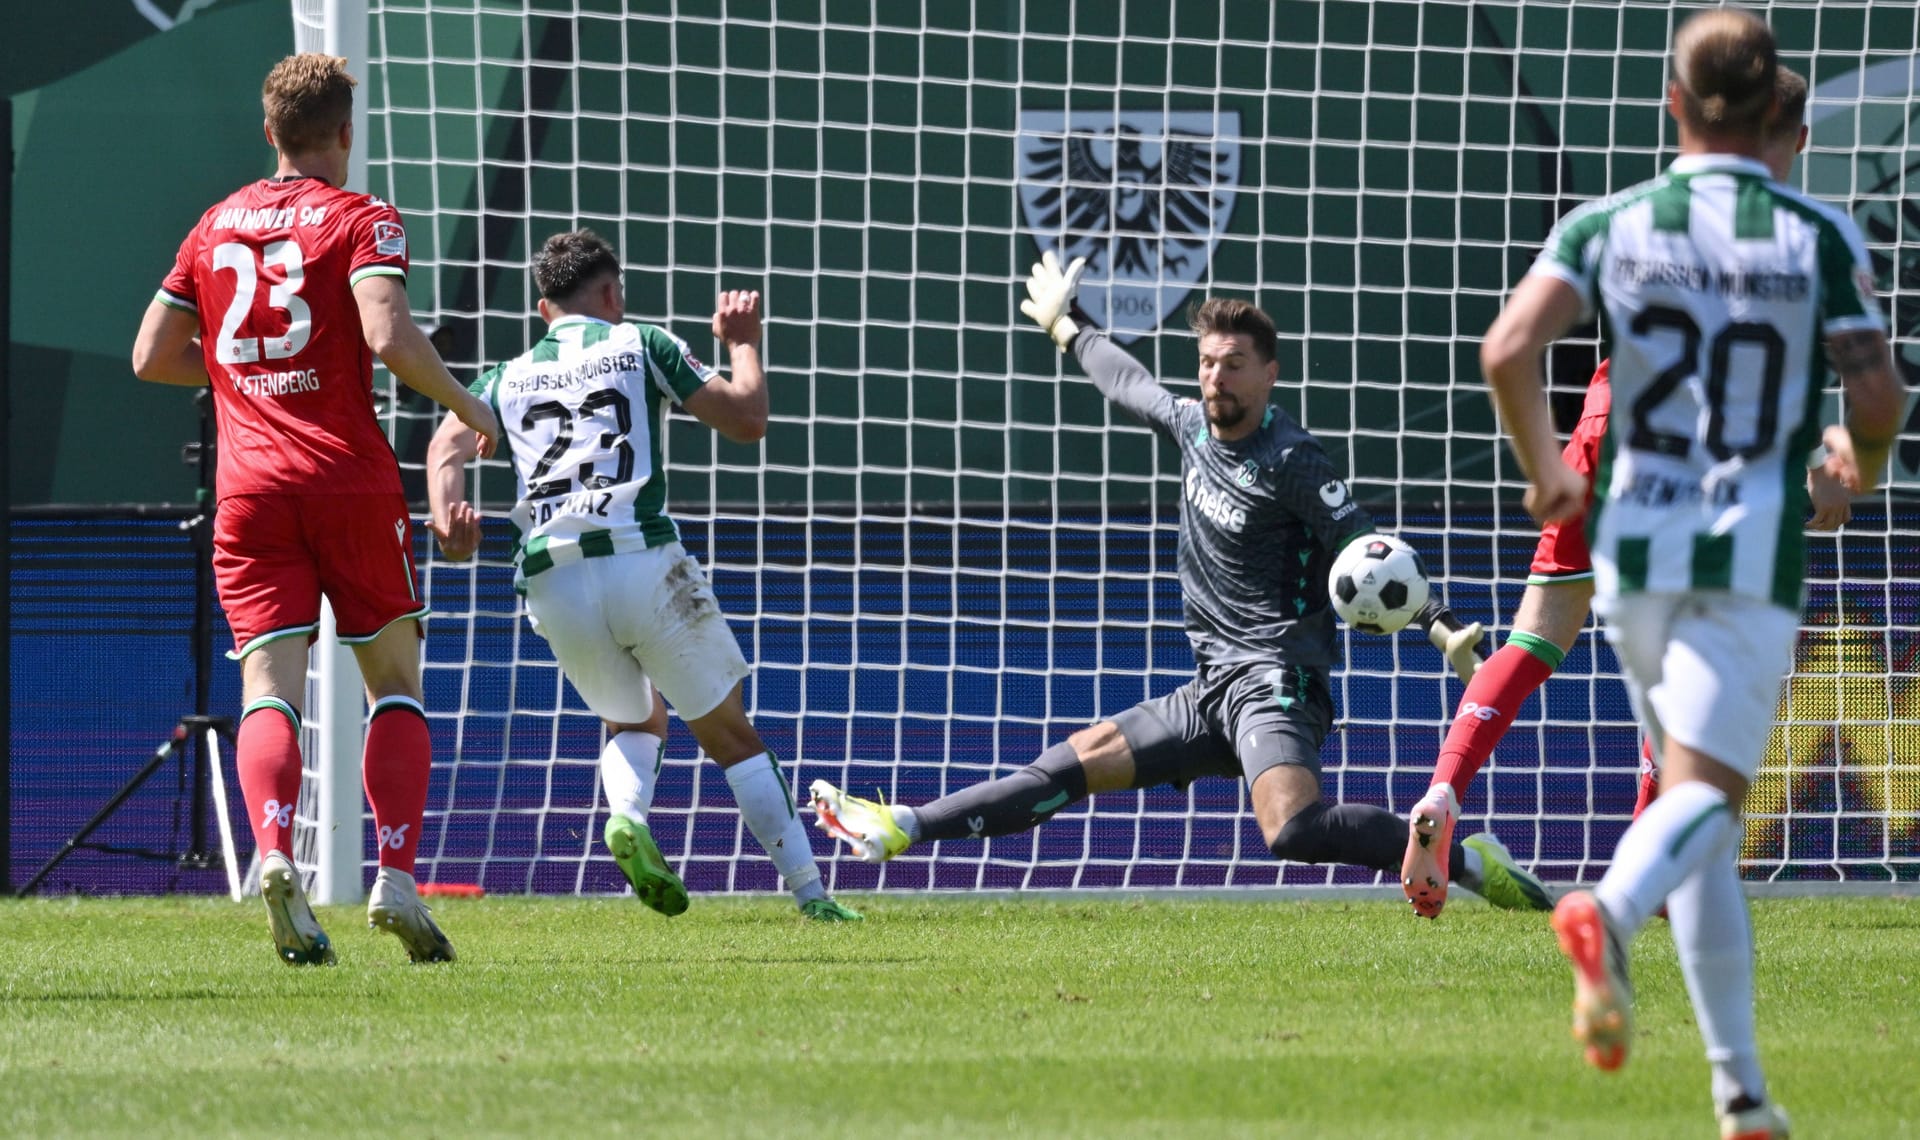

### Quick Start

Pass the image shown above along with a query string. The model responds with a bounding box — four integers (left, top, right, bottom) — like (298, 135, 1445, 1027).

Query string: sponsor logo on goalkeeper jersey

(1318, 480, 1358, 521)
(1017, 109, 1241, 345)
(1185, 468, 1247, 532)
(232, 368, 321, 396)
(506, 352, 643, 393)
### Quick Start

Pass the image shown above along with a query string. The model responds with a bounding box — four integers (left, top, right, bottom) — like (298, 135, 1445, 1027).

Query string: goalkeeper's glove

(1415, 597, 1487, 685)
(1020, 249, 1089, 352)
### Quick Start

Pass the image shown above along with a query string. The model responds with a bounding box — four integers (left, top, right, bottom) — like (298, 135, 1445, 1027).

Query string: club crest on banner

(1018, 110, 1242, 344)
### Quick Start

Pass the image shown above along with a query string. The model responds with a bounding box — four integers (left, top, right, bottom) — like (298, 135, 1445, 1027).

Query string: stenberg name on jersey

(232, 368, 322, 396)
(1610, 256, 1810, 301)
(505, 351, 644, 394)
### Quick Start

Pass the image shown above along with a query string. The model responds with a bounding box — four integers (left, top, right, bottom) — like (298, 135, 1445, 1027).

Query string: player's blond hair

(1671, 8, 1778, 137)
(263, 53, 356, 155)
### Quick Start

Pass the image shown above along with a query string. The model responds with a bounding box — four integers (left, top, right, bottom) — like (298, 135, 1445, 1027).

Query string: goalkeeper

(427, 230, 860, 922)
(810, 258, 1549, 909)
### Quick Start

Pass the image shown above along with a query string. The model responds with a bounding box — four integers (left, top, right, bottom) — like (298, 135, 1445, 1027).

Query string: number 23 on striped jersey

(211, 240, 312, 365)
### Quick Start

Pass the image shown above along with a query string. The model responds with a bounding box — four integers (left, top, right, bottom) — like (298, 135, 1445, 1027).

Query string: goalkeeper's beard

(1204, 393, 1248, 431)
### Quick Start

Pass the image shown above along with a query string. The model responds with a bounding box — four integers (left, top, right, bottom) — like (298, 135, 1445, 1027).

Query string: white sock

(894, 803, 922, 843)
(1595, 780, 1733, 937)
(1668, 832, 1768, 1111)
(600, 731, 664, 821)
(723, 753, 825, 903)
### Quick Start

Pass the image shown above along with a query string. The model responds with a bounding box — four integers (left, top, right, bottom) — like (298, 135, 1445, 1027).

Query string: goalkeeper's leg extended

(809, 782, 916, 863)
(812, 730, 1112, 861)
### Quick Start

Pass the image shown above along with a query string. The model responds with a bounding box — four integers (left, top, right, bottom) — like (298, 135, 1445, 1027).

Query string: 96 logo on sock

(261, 800, 294, 828)
(378, 824, 410, 851)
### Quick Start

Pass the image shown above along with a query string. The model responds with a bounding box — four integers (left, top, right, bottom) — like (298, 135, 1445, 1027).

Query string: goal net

(296, 0, 1917, 896)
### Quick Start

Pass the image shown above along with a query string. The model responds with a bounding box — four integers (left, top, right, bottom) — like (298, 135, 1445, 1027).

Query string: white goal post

(281, 0, 1919, 899)
(290, 0, 371, 905)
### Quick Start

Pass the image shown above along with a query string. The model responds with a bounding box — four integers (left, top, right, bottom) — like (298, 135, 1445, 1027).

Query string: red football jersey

(1580, 358, 1611, 428)
(157, 177, 410, 499)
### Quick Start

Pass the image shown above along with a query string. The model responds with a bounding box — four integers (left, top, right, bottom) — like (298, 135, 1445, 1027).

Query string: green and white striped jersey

(1530, 154, 1883, 612)
(470, 315, 715, 584)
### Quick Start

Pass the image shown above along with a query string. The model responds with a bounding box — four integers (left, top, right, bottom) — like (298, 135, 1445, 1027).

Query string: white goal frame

(278, 0, 1919, 900)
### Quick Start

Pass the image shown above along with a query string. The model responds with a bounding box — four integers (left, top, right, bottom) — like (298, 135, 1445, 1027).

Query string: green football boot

(808, 780, 913, 863)
(605, 814, 690, 917)
(1463, 832, 1555, 911)
(800, 896, 864, 922)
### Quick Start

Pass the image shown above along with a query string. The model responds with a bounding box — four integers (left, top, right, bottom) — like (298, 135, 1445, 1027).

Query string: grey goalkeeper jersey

(1074, 331, 1375, 670)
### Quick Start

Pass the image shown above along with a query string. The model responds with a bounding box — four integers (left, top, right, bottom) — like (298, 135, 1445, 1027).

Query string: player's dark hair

(1187, 297, 1278, 363)
(1769, 65, 1808, 141)
(1671, 7, 1778, 137)
(534, 229, 622, 302)
(262, 53, 356, 155)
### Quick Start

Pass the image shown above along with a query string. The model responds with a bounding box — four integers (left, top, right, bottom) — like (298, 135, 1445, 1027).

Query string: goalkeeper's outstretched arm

(1020, 250, 1182, 433)
(1414, 596, 1488, 685)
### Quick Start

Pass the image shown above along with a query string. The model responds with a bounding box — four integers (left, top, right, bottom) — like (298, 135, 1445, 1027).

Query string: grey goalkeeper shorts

(1111, 660, 1333, 789)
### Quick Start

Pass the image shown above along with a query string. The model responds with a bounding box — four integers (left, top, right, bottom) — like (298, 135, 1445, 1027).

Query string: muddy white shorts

(523, 543, 750, 723)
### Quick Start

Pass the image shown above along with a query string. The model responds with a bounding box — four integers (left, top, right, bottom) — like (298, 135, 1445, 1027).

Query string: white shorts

(1593, 591, 1799, 780)
(523, 543, 750, 724)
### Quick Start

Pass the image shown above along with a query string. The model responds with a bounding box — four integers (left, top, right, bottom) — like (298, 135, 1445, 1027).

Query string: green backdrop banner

(9, 1, 1916, 506)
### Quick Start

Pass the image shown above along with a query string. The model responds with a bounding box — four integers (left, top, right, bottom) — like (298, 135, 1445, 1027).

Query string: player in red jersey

(131, 54, 499, 965)
(1399, 65, 1854, 919)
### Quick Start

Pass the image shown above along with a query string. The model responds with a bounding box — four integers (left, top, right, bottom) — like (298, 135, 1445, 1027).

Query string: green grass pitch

(1, 895, 1913, 1137)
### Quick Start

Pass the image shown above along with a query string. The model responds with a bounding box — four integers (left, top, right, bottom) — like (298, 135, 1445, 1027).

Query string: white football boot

(367, 867, 457, 963)
(260, 851, 335, 966)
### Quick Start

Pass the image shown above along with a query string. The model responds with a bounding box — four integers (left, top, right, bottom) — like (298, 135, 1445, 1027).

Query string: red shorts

(1529, 363, 1611, 584)
(213, 493, 427, 658)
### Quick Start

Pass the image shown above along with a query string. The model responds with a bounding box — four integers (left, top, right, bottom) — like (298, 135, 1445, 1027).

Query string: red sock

(1632, 736, 1660, 819)
(1432, 634, 1563, 800)
(1633, 736, 1670, 921)
(363, 696, 432, 874)
(236, 698, 304, 859)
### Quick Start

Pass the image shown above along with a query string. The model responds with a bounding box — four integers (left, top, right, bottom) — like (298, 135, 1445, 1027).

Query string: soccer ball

(1328, 534, 1430, 634)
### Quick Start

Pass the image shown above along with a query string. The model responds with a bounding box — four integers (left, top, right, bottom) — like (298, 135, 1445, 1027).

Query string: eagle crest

(1018, 111, 1242, 343)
